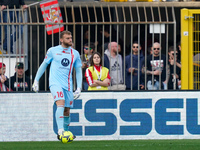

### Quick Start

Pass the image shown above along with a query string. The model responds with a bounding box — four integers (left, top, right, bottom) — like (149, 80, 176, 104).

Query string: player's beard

(62, 41, 72, 48)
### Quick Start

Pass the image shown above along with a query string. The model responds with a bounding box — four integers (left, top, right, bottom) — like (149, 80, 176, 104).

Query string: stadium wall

(0, 91, 200, 142)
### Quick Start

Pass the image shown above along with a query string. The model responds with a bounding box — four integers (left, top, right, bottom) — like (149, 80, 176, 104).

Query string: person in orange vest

(85, 52, 111, 90)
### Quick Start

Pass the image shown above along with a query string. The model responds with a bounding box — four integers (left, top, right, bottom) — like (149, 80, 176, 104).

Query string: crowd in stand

(0, 62, 30, 92)
(0, 39, 181, 92)
(0, 25, 182, 92)
(82, 40, 181, 91)
(0, 24, 182, 92)
(0, 1, 183, 92)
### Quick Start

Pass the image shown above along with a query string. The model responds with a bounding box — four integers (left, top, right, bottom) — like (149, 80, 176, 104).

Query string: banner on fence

(40, 0, 64, 35)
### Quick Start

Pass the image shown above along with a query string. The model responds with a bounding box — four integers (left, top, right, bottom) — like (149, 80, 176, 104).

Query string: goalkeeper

(32, 31, 82, 140)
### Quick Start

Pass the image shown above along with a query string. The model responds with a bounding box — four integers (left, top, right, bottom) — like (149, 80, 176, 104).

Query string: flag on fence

(40, 0, 64, 35)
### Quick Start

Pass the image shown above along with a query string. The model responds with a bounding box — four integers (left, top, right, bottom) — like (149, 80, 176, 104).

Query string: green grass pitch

(1, 140, 200, 150)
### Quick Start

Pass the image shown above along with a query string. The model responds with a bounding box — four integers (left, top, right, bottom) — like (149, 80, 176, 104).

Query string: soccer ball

(60, 131, 74, 144)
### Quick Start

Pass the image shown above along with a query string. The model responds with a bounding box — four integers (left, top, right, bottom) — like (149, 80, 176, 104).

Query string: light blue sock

(64, 116, 70, 131)
(56, 106, 64, 130)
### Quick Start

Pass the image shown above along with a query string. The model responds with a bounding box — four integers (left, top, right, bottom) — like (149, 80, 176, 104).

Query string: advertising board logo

(68, 98, 200, 136)
(53, 96, 200, 138)
(61, 58, 70, 67)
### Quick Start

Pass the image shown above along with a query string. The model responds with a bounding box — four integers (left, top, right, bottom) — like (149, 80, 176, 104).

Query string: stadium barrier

(1, 92, 200, 141)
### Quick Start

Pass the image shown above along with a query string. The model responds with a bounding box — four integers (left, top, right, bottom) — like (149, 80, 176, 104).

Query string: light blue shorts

(50, 85, 74, 108)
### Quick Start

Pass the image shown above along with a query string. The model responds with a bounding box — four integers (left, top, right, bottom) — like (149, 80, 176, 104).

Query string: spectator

(125, 42, 144, 90)
(167, 46, 181, 90)
(142, 42, 167, 90)
(85, 52, 110, 90)
(81, 42, 95, 90)
(0, 0, 27, 54)
(104, 42, 126, 90)
(5, 62, 30, 91)
(0, 62, 9, 91)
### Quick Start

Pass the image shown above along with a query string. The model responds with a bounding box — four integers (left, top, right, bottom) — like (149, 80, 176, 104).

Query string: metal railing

(0, 2, 180, 91)
(0, 8, 28, 91)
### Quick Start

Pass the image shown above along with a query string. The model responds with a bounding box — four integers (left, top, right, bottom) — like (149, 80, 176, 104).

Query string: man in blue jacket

(125, 41, 144, 90)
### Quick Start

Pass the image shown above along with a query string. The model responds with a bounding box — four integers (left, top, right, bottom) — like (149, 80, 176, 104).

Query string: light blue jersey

(45, 45, 82, 91)
(34, 43, 82, 135)
(35, 45, 82, 92)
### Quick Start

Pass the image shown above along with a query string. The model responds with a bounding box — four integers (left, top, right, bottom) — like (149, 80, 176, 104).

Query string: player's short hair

(60, 31, 72, 39)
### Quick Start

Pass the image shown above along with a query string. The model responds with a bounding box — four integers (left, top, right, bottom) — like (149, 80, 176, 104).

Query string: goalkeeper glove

(73, 87, 81, 100)
(32, 80, 39, 92)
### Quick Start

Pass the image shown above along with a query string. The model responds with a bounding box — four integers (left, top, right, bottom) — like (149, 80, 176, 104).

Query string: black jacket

(5, 73, 30, 91)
